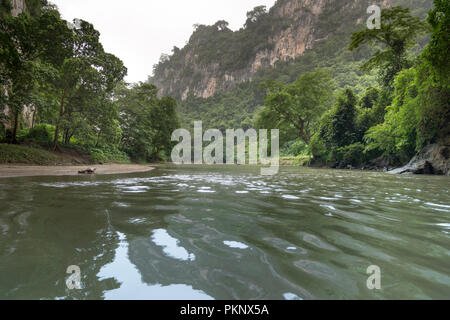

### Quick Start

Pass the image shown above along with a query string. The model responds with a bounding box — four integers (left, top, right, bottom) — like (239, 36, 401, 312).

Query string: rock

(78, 168, 97, 175)
(389, 143, 449, 176)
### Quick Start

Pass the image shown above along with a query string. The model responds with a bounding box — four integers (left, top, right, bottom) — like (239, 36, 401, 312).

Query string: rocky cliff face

(1, 0, 32, 131)
(10, 0, 27, 16)
(150, 0, 391, 100)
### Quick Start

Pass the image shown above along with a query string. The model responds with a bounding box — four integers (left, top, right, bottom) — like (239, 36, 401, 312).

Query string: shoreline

(0, 164, 155, 178)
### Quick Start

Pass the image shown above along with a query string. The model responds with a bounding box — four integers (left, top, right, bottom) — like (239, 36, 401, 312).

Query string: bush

(333, 142, 366, 167)
(280, 139, 309, 157)
(20, 124, 55, 147)
(89, 146, 131, 164)
(310, 133, 329, 161)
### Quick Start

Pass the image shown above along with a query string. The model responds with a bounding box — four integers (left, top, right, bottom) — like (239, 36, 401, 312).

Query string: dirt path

(0, 164, 155, 178)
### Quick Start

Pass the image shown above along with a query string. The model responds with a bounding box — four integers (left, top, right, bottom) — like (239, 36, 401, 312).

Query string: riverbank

(0, 164, 154, 178)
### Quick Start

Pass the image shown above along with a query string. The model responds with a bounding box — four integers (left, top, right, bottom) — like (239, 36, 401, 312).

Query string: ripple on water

(117, 185, 150, 193)
(282, 195, 300, 200)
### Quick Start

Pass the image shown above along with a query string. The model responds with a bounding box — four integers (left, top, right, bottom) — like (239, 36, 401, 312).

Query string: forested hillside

(150, 0, 448, 174)
(149, 0, 434, 131)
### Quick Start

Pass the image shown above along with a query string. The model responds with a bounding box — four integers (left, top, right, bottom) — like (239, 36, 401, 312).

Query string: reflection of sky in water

(283, 293, 303, 300)
(98, 233, 211, 300)
(152, 229, 196, 261)
(223, 241, 249, 249)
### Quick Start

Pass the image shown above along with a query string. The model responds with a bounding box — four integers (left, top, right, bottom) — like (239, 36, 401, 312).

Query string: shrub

(89, 146, 130, 164)
(280, 139, 309, 157)
(21, 124, 55, 147)
(333, 142, 366, 167)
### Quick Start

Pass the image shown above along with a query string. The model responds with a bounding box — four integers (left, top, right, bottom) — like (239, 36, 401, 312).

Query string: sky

(50, 0, 277, 83)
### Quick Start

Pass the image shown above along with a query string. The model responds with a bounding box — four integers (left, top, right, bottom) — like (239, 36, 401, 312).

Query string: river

(0, 165, 449, 299)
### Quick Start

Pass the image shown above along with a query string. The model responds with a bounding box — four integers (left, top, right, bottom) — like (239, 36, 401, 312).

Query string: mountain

(148, 0, 434, 130)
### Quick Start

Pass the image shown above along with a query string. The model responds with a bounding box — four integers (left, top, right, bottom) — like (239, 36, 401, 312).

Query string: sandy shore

(0, 164, 155, 178)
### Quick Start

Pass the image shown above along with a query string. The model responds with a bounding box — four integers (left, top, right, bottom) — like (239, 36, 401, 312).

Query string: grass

(0, 143, 60, 165)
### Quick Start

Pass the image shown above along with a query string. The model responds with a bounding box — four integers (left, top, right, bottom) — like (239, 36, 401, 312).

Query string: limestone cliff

(10, 0, 27, 16)
(150, 0, 392, 100)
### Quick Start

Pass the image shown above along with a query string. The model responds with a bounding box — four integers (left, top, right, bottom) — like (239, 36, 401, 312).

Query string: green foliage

(117, 83, 180, 162)
(333, 143, 366, 167)
(365, 68, 422, 163)
(0, 4, 178, 164)
(350, 6, 429, 89)
(330, 89, 358, 148)
(310, 87, 387, 165)
(20, 123, 54, 146)
(257, 69, 334, 145)
(89, 146, 130, 164)
(422, 0, 449, 83)
(280, 139, 309, 157)
(0, 143, 58, 164)
(365, 1, 449, 165)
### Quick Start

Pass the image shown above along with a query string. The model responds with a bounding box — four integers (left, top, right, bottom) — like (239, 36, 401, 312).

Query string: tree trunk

(53, 90, 67, 151)
(10, 110, 19, 144)
(31, 105, 36, 129)
(95, 129, 102, 148)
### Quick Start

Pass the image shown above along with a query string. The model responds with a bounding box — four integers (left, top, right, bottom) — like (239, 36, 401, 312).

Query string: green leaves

(350, 6, 429, 89)
(116, 83, 180, 161)
(259, 69, 333, 145)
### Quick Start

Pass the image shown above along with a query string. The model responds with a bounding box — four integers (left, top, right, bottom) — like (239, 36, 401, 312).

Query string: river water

(0, 165, 449, 299)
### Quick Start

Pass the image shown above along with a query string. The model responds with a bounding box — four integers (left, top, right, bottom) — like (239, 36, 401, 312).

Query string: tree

(0, 13, 42, 143)
(422, 0, 449, 84)
(246, 6, 267, 26)
(258, 70, 333, 145)
(330, 89, 358, 148)
(214, 20, 229, 31)
(117, 83, 179, 161)
(350, 6, 429, 89)
(0, 8, 73, 143)
(50, 19, 126, 150)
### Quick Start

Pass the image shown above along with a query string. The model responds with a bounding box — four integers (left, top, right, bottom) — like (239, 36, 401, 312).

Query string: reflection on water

(98, 232, 210, 300)
(152, 229, 196, 261)
(0, 165, 449, 300)
(223, 241, 249, 249)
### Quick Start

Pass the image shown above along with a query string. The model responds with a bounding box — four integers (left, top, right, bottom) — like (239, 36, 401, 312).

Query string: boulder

(389, 142, 450, 176)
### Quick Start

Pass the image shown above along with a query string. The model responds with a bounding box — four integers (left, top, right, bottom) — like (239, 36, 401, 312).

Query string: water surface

(0, 165, 449, 299)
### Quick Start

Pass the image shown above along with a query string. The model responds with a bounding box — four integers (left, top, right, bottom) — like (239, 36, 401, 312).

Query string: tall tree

(330, 89, 358, 148)
(0, 8, 72, 143)
(258, 70, 333, 145)
(50, 19, 126, 150)
(0, 13, 40, 143)
(117, 83, 179, 161)
(350, 6, 429, 89)
(422, 0, 449, 84)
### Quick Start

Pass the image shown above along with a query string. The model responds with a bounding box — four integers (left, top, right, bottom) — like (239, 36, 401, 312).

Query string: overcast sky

(50, 0, 277, 83)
